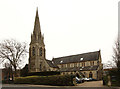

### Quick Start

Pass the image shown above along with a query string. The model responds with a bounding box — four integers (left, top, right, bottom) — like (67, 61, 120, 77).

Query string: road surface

(2, 81, 119, 89)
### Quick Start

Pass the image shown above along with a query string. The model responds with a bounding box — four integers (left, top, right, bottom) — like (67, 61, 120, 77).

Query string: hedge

(14, 75, 75, 86)
(103, 76, 108, 85)
(109, 69, 120, 86)
(2, 80, 13, 84)
(103, 75, 120, 86)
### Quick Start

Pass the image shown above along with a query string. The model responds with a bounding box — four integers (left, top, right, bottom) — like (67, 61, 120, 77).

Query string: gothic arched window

(32, 47, 35, 56)
(39, 47, 42, 56)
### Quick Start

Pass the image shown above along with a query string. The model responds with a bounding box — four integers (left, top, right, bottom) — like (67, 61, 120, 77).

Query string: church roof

(46, 60, 58, 68)
(52, 51, 100, 65)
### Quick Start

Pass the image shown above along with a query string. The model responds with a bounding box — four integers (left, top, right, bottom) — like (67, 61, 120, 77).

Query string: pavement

(2, 81, 120, 89)
(76, 80, 105, 87)
(76, 81, 120, 89)
(2, 84, 60, 87)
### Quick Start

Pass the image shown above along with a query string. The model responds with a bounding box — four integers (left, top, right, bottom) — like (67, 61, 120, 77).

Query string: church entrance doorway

(89, 72, 93, 78)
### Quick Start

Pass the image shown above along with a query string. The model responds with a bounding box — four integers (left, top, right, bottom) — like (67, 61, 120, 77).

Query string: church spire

(30, 7, 44, 45)
(36, 7, 38, 18)
(34, 7, 41, 33)
(29, 7, 46, 73)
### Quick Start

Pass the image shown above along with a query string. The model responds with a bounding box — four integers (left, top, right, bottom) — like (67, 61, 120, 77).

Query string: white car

(82, 78, 91, 81)
(76, 77, 84, 83)
(84, 78, 89, 81)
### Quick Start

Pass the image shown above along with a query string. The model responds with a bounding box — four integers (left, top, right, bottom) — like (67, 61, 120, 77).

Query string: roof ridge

(53, 50, 100, 59)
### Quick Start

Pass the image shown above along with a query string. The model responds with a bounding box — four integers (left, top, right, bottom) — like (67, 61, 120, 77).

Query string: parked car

(82, 78, 90, 81)
(76, 77, 84, 83)
(89, 78, 97, 81)
(82, 78, 96, 81)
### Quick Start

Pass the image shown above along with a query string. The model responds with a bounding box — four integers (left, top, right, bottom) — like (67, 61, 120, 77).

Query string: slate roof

(52, 51, 100, 65)
(46, 60, 58, 68)
(59, 66, 99, 72)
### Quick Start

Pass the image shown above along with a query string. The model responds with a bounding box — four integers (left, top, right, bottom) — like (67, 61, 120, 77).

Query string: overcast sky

(0, 0, 118, 67)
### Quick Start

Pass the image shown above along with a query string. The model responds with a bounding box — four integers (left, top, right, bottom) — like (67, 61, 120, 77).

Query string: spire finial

(37, 7, 38, 11)
(36, 7, 38, 17)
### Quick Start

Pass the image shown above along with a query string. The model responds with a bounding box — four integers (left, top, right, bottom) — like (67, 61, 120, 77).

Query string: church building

(28, 8, 103, 80)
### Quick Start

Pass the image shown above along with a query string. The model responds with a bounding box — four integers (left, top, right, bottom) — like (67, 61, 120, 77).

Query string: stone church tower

(29, 8, 50, 72)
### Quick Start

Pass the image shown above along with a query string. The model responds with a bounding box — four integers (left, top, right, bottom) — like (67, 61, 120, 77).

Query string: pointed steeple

(36, 7, 39, 18)
(34, 7, 41, 34)
(30, 7, 44, 45)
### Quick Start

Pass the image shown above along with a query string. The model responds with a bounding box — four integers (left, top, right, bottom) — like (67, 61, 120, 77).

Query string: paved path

(1, 81, 106, 87)
(2, 84, 59, 87)
(2, 81, 120, 89)
(76, 80, 106, 87)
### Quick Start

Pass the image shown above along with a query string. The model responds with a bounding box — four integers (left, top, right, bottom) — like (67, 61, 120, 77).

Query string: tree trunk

(13, 65, 17, 77)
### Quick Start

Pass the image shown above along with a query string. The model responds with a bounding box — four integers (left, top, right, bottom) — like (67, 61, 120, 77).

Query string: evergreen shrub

(14, 75, 74, 86)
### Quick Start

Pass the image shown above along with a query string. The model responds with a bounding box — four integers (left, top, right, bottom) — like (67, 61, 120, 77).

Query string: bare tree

(0, 39, 27, 77)
(103, 61, 116, 69)
(112, 37, 120, 70)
